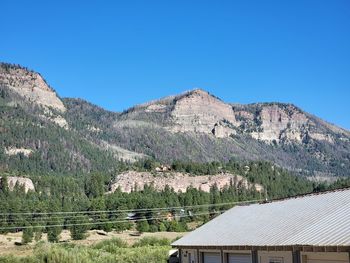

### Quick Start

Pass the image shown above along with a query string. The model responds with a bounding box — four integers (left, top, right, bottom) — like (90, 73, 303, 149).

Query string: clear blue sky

(2, 0, 350, 129)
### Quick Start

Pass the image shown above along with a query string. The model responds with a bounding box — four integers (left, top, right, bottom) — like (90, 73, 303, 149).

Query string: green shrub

(92, 237, 128, 253)
(132, 237, 170, 247)
(167, 220, 187, 232)
(136, 219, 150, 233)
(158, 222, 167, 232)
(0, 242, 171, 263)
(149, 224, 158, 233)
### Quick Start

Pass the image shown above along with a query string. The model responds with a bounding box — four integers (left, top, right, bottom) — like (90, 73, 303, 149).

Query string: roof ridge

(262, 186, 350, 205)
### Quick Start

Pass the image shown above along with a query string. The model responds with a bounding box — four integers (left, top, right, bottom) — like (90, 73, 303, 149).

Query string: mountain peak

(169, 88, 237, 134)
(187, 88, 209, 95)
(181, 88, 220, 100)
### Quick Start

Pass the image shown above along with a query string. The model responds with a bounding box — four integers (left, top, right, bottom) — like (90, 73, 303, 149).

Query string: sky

(1, 0, 350, 129)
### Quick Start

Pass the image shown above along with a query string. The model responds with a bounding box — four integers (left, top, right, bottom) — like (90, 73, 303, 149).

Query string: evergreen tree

(47, 220, 62, 243)
(85, 173, 106, 198)
(22, 226, 33, 244)
(69, 215, 90, 240)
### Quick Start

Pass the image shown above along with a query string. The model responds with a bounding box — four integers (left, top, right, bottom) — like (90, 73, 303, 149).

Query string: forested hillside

(0, 161, 320, 235)
(0, 159, 349, 245)
(0, 102, 119, 175)
(1, 63, 350, 178)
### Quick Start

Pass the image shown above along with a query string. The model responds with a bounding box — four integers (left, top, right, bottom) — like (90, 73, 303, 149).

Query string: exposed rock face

(234, 103, 343, 145)
(308, 132, 334, 143)
(249, 104, 309, 143)
(145, 103, 168, 113)
(0, 64, 66, 112)
(0, 176, 35, 193)
(4, 147, 33, 157)
(108, 171, 262, 193)
(51, 115, 69, 129)
(212, 121, 237, 138)
(121, 89, 343, 146)
(41, 108, 69, 129)
(170, 89, 237, 134)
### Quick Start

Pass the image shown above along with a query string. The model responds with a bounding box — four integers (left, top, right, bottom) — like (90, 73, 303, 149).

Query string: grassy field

(0, 230, 186, 262)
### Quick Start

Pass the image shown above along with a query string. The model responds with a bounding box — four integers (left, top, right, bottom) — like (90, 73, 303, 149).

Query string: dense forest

(0, 159, 348, 245)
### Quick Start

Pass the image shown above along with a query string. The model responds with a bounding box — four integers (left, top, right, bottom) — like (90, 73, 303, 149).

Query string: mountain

(1, 63, 349, 178)
(0, 63, 119, 174)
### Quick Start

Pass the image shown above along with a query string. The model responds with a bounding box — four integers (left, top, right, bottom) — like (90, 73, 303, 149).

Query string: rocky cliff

(169, 89, 237, 134)
(108, 171, 263, 193)
(0, 64, 65, 112)
(0, 63, 68, 128)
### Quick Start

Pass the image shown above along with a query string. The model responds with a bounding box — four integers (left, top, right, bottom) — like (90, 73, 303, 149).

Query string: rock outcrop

(249, 104, 309, 143)
(108, 171, 263, 193)
(0, 64, 66, 112)
(0, 176, 35, 193)
(212, 121, 237, 138)
(170, 89, 237, 134)
(4, 147, 33, 157)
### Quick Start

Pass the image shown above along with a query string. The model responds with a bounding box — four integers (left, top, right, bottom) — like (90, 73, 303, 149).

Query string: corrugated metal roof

(172, 188, 350, 247)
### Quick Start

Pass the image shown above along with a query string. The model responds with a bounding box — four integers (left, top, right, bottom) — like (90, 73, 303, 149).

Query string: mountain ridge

(1, 62, 349, 178)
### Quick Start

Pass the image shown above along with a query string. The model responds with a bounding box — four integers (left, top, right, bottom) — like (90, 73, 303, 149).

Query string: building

(172, 188, 350, 263)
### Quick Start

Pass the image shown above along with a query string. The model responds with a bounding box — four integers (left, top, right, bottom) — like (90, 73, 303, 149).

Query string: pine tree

(22, 226, 33, 244)
(69, 215, 90, 240)
(47, 219, 62, 243)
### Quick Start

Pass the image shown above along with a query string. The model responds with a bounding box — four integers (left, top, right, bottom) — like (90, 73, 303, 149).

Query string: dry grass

(0, 230, 186, 257)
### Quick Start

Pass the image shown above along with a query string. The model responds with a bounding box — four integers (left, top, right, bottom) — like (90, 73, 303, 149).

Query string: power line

(0, 199, 260, 216)
(0, 210, 225, 230)
(1, 214, 171, 228)
(0, 200, 259, 224)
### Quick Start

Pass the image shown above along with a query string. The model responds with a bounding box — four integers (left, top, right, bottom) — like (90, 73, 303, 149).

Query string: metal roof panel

(172, 189, 350, 247)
